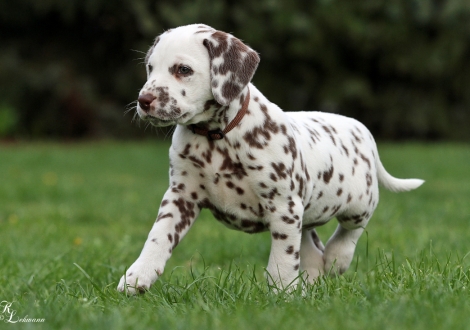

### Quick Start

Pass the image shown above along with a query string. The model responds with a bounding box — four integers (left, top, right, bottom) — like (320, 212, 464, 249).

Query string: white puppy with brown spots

(117, 24, 424, 294)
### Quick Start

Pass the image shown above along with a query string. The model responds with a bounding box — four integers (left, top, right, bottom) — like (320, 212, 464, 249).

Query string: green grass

(0, 141, 469, 329)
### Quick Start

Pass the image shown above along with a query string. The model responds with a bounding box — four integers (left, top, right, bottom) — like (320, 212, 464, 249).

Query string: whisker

(144, 121, 152, 132)
(125, 100, 137, 108)
(164, 126, 176, 140)
(124, 103, 137, 116)
(129, 112, 139, 125)
(134, 112, 140, 123)
(130, 49, 147, 55)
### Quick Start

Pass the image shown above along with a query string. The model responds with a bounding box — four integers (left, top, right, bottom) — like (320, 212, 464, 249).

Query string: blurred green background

(1, 0, 469, 141)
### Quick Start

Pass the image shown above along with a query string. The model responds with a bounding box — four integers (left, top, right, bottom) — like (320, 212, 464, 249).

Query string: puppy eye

(178, 65, 193, 75)
(148, 64, 153, 73)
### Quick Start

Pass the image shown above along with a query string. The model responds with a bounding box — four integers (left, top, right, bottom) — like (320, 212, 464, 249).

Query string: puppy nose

(138, 94, 156, 112)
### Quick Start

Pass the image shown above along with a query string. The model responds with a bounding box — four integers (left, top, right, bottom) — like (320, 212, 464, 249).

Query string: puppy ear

(203, 31, 260, 106)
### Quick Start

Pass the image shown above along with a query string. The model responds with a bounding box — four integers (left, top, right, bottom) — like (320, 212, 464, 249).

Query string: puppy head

(136, 24, 259, 127)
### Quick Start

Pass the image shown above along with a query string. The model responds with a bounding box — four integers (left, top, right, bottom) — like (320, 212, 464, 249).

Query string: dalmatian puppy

(117, 24, 424, 294)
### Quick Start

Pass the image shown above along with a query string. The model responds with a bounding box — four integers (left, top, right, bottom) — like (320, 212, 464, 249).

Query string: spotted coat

(117, 24, 424, 294)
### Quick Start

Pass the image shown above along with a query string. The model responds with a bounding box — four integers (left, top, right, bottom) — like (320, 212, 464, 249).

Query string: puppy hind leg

(323, 224, 366, 276)
(300, 229, 325, 283)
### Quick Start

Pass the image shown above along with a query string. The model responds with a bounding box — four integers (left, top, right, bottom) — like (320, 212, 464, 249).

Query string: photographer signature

(0, 300, 45, 324)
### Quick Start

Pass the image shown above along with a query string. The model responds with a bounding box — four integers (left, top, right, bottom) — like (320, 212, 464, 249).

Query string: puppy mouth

(142, 114, 179, 127)
(137, 106, 184, 127)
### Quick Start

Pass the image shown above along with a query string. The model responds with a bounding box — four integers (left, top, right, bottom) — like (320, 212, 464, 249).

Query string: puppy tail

(376, 157, 424, 193)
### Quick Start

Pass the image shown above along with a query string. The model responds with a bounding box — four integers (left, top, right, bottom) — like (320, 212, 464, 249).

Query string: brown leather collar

(188, 88, 250, 140)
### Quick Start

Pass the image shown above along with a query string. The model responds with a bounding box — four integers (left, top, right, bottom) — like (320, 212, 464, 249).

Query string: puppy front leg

(117, 188, 200, 294)
(265, 208, 303, 292)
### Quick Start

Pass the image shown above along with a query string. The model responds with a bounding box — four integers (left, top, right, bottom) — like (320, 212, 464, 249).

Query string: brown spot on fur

(290, 180, 295, 191)
(330, 204, 341, 216)
(204, 99, 221, 111)
(173, 233, 180, 248)
(241, 220, 266, 233)
(173, 198, 196, 233)
(281, 215, 296, 224)
(366, 173, 373, 187)
(288, 199, 296, 214)
(247, 153, 256, 160)
(243, 107, 280, 149)
(216, 147, 248, 179)
(271, 162, 287, 180)
(368, 193, 374, 205)
(188, 155, 205, 168)
(360, 153, 371, 169)
(323, 165, 334, 184)
(341, 144, 350, 157)
(221, 81, 242, 101)
(272, 232, 288, 240)
(283, 136, 298, 160)
(261, 187, 279, 200)
(202, 150, 212, 164)
(168, 64, 178, 75)
(351, 130, 362, 143)
(322, 125, 336, 145)
(155, 87, 170, 108)
(156, 213, 173, 222)
(311, 231, 324, 252)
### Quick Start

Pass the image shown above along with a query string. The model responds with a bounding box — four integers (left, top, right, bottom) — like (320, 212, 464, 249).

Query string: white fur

(117, 24, 423, 294)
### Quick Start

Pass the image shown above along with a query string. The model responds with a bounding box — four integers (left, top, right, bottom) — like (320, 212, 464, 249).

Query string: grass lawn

(0, 141, 469, 329)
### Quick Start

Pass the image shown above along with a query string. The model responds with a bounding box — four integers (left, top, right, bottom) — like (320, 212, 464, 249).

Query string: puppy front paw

(117, 263, 161, 295)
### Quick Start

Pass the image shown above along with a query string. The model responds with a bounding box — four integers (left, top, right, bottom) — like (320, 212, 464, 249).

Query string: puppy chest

(175, 144, 256, 205)
(197, 170, 268, 232)
(201, 168, 259, 211)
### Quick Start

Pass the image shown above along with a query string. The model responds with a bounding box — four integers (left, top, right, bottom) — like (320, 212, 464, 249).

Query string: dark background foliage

(1, 0, 469, 140)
